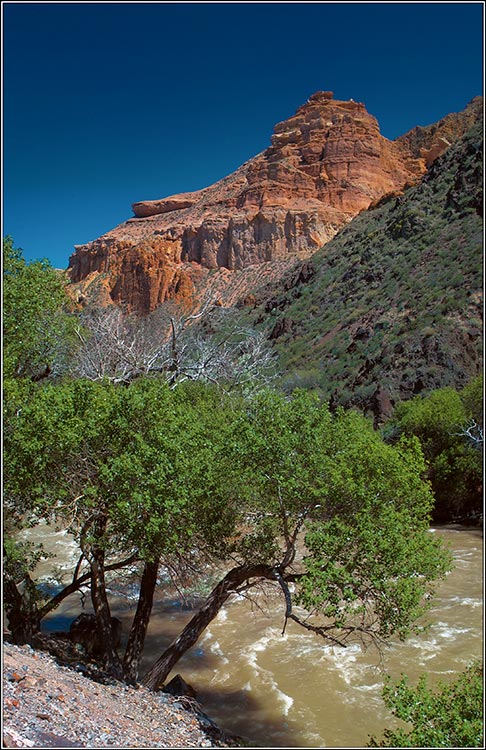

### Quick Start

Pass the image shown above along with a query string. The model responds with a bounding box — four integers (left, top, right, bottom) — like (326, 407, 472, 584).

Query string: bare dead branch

(71, 302, 277, 390)
(454, 419, 483, 450)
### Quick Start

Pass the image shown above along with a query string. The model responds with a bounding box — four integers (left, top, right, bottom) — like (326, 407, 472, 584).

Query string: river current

(24, 525, 483, 747)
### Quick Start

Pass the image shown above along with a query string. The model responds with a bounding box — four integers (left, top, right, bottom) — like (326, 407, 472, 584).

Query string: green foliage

(389, 378, 483, 521)
(4, 378, 240, 564)
(368, 662, 484, 747)
(230, 388, 335, 563)
(3, 535, 51, 583)
(391, 387, 466, 447)
(4, 380, 452, 649)
(3, 236, 77, 379)
(461, 375, 484, 423)
(225, 389, 452, 640)
(293, 414, 451, 640)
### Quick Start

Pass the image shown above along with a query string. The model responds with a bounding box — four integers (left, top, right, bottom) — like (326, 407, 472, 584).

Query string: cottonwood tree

(142, 389, 452, 689)
(4, 380, 452, 687)
(389, 379, 483, 522)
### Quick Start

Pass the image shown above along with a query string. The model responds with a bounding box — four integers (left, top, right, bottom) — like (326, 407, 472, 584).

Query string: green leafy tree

(3, 236, 77, 380)
(388, 380, 483, 522)
(5, 381, 452, 688)
(368, 662, 483, 747)
(3, 377, 239, 679)
(142, 390, 452, 690)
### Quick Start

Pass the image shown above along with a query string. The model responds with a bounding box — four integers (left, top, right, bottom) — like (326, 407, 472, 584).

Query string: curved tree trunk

(142, 563, 276, 691)
(122, 559, 159, 682)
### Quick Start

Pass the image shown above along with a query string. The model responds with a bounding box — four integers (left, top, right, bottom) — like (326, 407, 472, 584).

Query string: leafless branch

(71, 301, 277, 391)
(455, 419, 483, 450)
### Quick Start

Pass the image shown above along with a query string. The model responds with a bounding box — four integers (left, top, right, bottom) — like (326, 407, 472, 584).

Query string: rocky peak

(395, 96, 484, 167)
(68, 93, 481, 314)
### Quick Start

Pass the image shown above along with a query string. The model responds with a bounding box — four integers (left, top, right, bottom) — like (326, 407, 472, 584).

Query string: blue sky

(3, 1, 484, 269)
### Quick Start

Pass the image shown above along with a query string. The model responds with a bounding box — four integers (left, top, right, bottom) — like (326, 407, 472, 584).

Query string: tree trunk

(122, 559, 159, 682)
(90, 542, 124, 680)
(142, 563, 276, 691)
(3, 573, 40, 644)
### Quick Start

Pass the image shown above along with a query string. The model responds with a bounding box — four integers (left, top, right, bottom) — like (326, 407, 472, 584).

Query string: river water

(24, 524, 483, 747)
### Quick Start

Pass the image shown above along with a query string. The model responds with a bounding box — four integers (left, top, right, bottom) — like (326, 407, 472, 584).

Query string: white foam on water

(408, 635, 438, 649)
(199, 625, 214, 644)
(106, 586, 140, 601)
(432, 622, 471, 639)
(453, 553, 477, 567)
(257, 627, 373, 691)
(216, 607, 228, 623)
(277, 688, 294, 716)
(212, 671, 231, 684)
(326, 644, 367, 686)
(18, 521, 81, 580)
(420, 652, 440, 662)
(354, 682, 384, 693)
(209, 640, 229, 664)
(245, 629, 281, 657)
(282, 638, 322, 659)
(449, 596, 482, 608)
(242, 629, 295, 717)
(301, 728, 325, 747)
(405, 636, 440, 661)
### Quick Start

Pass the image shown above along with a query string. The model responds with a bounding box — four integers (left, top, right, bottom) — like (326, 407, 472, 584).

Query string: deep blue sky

(3, 1, 484, 269)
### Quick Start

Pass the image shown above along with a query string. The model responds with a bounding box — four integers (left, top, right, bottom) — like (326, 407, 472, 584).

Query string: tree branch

(36, 550, 139, 621)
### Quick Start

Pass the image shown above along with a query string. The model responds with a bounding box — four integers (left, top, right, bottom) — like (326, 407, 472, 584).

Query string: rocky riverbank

(3, 642, 240, 748)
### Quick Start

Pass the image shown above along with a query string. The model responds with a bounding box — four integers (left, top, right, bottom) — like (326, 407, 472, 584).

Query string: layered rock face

(395, 95, 483, 167)
(68, 92, 480, 313)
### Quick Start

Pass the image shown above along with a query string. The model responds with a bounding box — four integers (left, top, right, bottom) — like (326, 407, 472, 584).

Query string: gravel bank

(3, 642, 240, 748)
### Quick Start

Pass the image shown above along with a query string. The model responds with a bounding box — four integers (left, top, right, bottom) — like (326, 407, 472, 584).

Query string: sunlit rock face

(68, 92, 481, 313)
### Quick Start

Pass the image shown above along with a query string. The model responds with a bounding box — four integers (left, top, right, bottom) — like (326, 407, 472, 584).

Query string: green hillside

(248, 119, 483, 420)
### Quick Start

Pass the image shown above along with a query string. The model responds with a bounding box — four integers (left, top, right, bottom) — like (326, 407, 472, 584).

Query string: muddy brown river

(26, 525, 482, 747)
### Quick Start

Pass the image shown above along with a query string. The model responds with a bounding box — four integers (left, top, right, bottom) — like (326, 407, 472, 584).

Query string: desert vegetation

(248, 119, 482, 419)
(368, 661, 483, 748)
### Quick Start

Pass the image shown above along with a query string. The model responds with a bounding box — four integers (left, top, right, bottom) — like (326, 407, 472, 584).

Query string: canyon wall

(68, 92, 481, 313)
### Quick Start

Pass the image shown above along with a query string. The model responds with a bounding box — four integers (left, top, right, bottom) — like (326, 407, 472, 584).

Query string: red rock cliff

(68, 92, 480, 313)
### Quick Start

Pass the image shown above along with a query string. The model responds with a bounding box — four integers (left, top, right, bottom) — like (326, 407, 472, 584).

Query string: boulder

(162, 674, 196, 698)
(69, 614, 122, 657)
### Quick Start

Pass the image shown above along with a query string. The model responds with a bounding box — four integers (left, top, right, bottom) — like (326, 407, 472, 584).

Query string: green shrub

(368, 662, 483, 748)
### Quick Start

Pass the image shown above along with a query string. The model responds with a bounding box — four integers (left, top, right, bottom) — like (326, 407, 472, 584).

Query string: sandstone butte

(67, 92, 482, 314)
